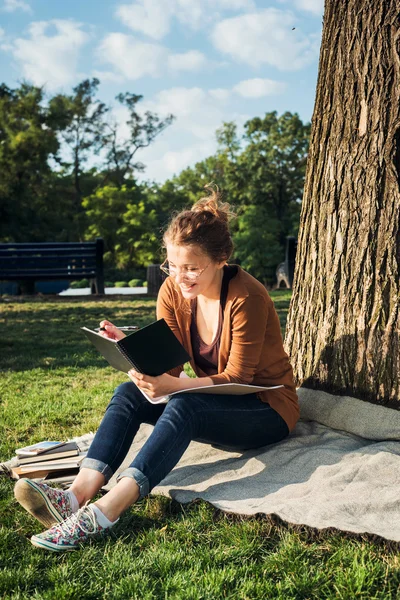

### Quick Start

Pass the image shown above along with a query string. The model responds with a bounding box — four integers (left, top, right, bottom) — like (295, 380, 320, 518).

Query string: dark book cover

(82, 319, 191, 376)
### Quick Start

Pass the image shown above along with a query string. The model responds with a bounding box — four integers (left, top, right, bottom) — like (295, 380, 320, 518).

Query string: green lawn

(0, 292, 399, 600)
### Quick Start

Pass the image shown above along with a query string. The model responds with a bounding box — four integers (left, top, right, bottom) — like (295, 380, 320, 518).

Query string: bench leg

(91, 277, 105, 295)
(19, 280, 35, 295)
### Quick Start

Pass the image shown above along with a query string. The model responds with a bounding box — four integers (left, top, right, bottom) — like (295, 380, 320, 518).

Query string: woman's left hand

(127, 370, 178, 399)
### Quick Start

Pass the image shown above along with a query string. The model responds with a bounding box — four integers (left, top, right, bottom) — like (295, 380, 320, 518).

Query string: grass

(0, 291, 399, 600)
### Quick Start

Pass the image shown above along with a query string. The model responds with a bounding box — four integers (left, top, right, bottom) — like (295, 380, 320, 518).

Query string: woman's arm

(130, 293, 270, 398)
(127, 369, 215, 399)
(156, 281, 186, 378)
(210, 293, 269, 385)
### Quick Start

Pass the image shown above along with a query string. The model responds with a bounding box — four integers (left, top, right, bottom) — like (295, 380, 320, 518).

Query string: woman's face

(165, 244, 225, 300)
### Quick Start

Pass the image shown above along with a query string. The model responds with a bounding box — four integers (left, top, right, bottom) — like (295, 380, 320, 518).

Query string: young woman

(14, 189, 299, 552)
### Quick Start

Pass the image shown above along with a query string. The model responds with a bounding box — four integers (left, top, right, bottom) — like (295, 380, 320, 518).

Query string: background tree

(102, 93, 174, 188)
(233, 204, 283, 284)
(148, 113, 309, 284)
(0, 83, 62, 242)
(0, 78, 310, 283)
(49, 78, 108, 237)
(285, 0, 400, 406)
(83, 185, 159, 273)
(218, 114, 309, 283)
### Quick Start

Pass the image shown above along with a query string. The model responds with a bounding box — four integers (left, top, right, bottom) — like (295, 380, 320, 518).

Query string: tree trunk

(285, 0, 400, 407)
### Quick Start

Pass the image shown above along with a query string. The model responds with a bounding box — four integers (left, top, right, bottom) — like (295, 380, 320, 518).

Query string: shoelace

(55, 504, 98, 537)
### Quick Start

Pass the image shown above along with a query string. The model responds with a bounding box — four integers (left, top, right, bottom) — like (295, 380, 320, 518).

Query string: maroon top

(190, 266, 238, 375)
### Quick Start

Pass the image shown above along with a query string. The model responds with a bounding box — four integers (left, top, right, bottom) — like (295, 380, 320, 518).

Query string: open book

(141, 380, 284, 405)
(82, 319, 191, 376)
(82, 321, 283, 404)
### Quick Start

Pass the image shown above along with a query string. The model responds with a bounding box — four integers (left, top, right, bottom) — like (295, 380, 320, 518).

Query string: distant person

(14, 186, 299, 551)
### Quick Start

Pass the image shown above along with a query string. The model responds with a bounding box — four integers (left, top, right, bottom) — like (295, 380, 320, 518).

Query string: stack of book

(10, 440, 86, 485)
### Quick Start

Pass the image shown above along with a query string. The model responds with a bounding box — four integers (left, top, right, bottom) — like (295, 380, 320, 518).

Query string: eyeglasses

(160, 259, 210, 281)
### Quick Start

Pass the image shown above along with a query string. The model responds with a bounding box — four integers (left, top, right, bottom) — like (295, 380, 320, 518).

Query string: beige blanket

(105, 388, 400, 542)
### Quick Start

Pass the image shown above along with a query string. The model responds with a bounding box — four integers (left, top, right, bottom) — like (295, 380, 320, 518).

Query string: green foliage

(70, 279, 90, 289)
(83, 185, 159, 271)
(114, 281, 129, 287)
(0, 83, 62, 242)
(129, 278, 144, 287)
(0, 80, 174, 250)
(140, 179, 189, 238)
(153, 113, 310, 284)
(49, 79, 108, 237)
(227, 113, 309, 282)
(234, 204, 283, 284)
(0, 80, 308, 283)
(104, 266, 146, 284)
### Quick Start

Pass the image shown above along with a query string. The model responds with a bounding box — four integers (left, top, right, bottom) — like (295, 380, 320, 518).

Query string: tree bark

(285, 0, 400, 407)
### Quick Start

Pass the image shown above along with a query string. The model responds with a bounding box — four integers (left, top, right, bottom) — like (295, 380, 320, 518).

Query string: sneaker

(30, 505, 106, 552)
(14, 479, 73, 528)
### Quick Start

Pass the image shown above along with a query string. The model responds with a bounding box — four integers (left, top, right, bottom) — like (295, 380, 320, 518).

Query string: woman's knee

(163, 394, 202, 419)
(109, 381, 144, 410)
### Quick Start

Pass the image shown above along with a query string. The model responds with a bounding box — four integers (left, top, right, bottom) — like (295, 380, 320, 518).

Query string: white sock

(92, 504, 119, 528)
(66, 490, 79, 513)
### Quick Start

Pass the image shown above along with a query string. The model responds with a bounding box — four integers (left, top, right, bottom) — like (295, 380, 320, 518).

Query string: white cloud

(9, 20, 88, 90)
(0, 27, 13, 51)
(209, 88, 231, 102)
(142, 141, 217, 181)
(129, 86, 250, 181)
(140, 87, 226, 140)
(115, 1, 170, 40)
(2, 0, 32, 13)
(97, 34, 211, 80)
(91, 69, 124, 84)
(277, 0, 324, 14)
(115, 0, 256, 40)
(97, 33, 165, 79)
(168, 50, 207, 72)
(233, 78, 286, 98)
(107, 85, 249, 181)
(294, 0, 324, 16)
(211, 8, 321, 71)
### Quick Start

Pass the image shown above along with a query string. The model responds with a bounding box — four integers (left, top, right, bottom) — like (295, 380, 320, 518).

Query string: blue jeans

(81, 381, 289, 499)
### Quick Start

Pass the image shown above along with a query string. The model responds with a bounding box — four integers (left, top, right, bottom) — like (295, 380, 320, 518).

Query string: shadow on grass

(0, 291, 292, 372)
(0, 298, 157, 372)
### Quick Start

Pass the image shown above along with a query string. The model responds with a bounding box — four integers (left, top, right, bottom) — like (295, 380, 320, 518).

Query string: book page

(141, 382, 284, 404)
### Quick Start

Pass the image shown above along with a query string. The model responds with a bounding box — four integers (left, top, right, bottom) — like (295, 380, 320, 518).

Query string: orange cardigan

(157, 266, 299, 432)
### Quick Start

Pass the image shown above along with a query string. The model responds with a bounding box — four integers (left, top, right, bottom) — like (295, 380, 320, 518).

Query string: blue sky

(0, 0, 324, 183)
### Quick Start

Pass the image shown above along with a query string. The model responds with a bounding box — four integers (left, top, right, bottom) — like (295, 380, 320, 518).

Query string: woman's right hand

(98, 320, 126, 341)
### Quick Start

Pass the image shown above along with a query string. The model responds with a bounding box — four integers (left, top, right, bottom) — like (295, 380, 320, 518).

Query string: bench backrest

(0, 240, 104, 280)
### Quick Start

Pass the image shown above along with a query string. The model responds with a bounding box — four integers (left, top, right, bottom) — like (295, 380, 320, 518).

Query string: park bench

(276, 236, 298, 289)
(0, 239, 105, 295)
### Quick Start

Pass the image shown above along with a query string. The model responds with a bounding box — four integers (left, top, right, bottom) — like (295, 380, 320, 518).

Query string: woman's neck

(197, 266, 224, 303)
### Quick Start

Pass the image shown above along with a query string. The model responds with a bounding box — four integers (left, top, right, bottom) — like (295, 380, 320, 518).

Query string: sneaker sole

(14, 479, 63, 528)
(30, 535, 76, 552)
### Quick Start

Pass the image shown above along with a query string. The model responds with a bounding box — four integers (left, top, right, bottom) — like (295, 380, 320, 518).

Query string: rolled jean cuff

(80, 457, 113, 484)
(116, 467, 149, 500)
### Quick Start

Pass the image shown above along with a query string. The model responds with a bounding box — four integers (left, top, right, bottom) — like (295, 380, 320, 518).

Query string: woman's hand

(128, 370, 178, 399)
(98, 320, 126, 341)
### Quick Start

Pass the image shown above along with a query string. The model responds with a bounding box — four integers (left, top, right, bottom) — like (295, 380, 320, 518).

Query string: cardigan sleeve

(209, 293, 269, 385)
(156, 280, 186, 378)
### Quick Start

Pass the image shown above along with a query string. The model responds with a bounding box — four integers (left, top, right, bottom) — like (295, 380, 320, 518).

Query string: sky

(0, 0, 324, 183)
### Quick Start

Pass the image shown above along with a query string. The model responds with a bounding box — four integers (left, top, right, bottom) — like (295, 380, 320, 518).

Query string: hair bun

(191, 184, 234, 224)
(163, 183, 235, 264)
